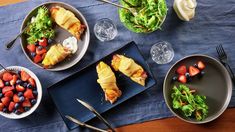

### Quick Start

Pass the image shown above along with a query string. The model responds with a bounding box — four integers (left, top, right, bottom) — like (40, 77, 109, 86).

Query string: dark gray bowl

(20, 1, 90, 71)
(163, 54, 232, 124)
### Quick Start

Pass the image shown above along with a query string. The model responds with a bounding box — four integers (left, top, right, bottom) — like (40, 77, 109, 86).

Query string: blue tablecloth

(0, 0, 235, 131)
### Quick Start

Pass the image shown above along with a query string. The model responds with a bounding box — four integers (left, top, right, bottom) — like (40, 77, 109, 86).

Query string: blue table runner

(0, 0, 235, 131)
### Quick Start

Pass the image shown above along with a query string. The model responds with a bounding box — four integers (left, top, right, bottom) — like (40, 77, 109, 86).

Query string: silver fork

(41, 5, 48, 11)
(216, 44, 235, 83)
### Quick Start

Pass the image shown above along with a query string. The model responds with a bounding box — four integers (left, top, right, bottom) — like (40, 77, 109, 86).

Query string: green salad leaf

(119, 0, 167, 33)
(171, 85, 209, 121)
(24, 7, 55, 44)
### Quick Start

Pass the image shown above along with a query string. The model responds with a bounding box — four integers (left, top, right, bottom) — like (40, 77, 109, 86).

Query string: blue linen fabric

(0, 0, 235, 131)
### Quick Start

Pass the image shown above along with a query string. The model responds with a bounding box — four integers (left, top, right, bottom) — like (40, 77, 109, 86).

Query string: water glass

(94, 18, 118, 42)
(150, 41, 174, 64)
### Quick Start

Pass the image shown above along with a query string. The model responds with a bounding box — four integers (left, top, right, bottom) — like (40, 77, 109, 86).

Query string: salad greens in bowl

(119, 0, 167, 33)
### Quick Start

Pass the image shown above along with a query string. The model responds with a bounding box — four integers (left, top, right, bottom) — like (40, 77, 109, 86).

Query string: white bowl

(0, 66, 42, 119)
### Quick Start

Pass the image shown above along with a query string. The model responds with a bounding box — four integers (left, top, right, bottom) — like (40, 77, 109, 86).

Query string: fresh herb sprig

(24, 7, 55, 44)
(171, 85, 209, 121)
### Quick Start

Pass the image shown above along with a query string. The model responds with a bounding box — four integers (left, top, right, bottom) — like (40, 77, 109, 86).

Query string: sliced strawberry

(0, 79, 4, 88)
(2, 72, 13, 82)
(197, 61, 205, 70)
(1, 97, 11, 106)
(13, 94, 20, 103)
(8, 102, 15, 112)
(24, 89, 34, 99)
(2, 86, 14, 94)
(178, 75, 187, 83)
(10, 75, 18, 86)
(28, 77, 36, 87)
(22, 98, 31, 107)
(18, 106, 25, 113)
(0, 103, 4, 111)
(42, 53, 46, 59)
(189, 66, 200, 76)
(176, 65, 187, 75)
(36, 47, 47, 55)
(16, 85, 25, 92)
(39, 38, 48, 47)
(27, 44, 36, 52)
(34, 55, 43, 63)
(21, 70, 30, 81)
(4, 91, 13, 97)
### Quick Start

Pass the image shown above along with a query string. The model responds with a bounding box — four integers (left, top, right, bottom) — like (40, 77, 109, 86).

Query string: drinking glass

(94, 18, 118, 42)
(150, 41, 174, 64)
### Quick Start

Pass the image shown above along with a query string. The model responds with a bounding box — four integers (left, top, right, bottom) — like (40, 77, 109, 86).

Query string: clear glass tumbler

(94, 18, 118, 42)
(150, 41, 174, 64)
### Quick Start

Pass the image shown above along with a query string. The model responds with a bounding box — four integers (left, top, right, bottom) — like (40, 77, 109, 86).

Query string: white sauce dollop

(62, 36, 78, 54)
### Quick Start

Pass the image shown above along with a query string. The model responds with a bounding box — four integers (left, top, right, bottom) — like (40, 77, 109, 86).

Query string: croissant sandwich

(42, 44, 71, 67)
(50, 6, 86, 40)
(96, 61, 122, 104)
(111, 54, 147, 86)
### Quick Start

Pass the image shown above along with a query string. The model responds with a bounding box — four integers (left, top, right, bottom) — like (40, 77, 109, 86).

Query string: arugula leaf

(119, 0, 167, 33)
(24, 7, 55, 44)
(171, 84, 209, 121)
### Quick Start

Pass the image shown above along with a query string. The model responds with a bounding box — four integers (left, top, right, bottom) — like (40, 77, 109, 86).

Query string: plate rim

(20, 1, 90, 71)
(163, 54, 233, 124)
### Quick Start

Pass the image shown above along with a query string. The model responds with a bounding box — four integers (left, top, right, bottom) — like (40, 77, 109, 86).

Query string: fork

(5, 5, 48, 50)
(216, 44, 235, 83)
(41, 5, 48, 11)
(98, 0, 138, 16)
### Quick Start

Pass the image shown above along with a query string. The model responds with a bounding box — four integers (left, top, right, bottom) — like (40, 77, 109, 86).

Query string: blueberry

(0, 93, 3, 98)
(31, 99, 37, 105)
(33, 90, 38, 96)
(35, 41, 39, 46)
(48, 38, 53, 44)
(17, 70, 21, 75)
(198, 71, 205, 78)
(23, 82, 28, 88)
(31, 52, 36, 57)
(194, 64, 198, 68)
(27, 84, 33, 89)
(38, 46, 43, 50)
(14, 110, 21, 115)
(14, 103, 20, 109)
(16, 79, 22, 85)
(19, 96, 25, 102)
(4, 81, 10, 86)
(3, 108, 8, 113)
(172, 76, 178, 82)
(185, 73, 191, 79)
(18, 92, 23, 97)
(24, 107, 30, 111)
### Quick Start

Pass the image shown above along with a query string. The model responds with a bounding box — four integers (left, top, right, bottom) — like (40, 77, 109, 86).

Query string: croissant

(96, 61, 122, 104)
(111, 54, 147, 86)
(42, 44, 71, 67)
(50, 6, 85, 40)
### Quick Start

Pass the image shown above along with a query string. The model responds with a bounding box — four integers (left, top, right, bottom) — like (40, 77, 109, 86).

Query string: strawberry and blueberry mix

(172, 61, 206, 83)
(0, 70, 38, 114)
(27, 38, 52, 64)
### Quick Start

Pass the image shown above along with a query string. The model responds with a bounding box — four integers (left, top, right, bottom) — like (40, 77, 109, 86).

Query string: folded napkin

(0, 0, 234, 131)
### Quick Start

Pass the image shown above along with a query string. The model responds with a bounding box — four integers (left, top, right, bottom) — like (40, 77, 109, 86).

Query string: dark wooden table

(1, 0, 234, 131)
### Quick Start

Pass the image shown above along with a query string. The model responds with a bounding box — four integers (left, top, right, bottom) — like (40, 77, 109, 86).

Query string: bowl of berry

(0, 66, 42, 119)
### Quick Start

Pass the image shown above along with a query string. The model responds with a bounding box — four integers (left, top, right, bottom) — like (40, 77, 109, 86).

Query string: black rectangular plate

(47, 41, 157, 130)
